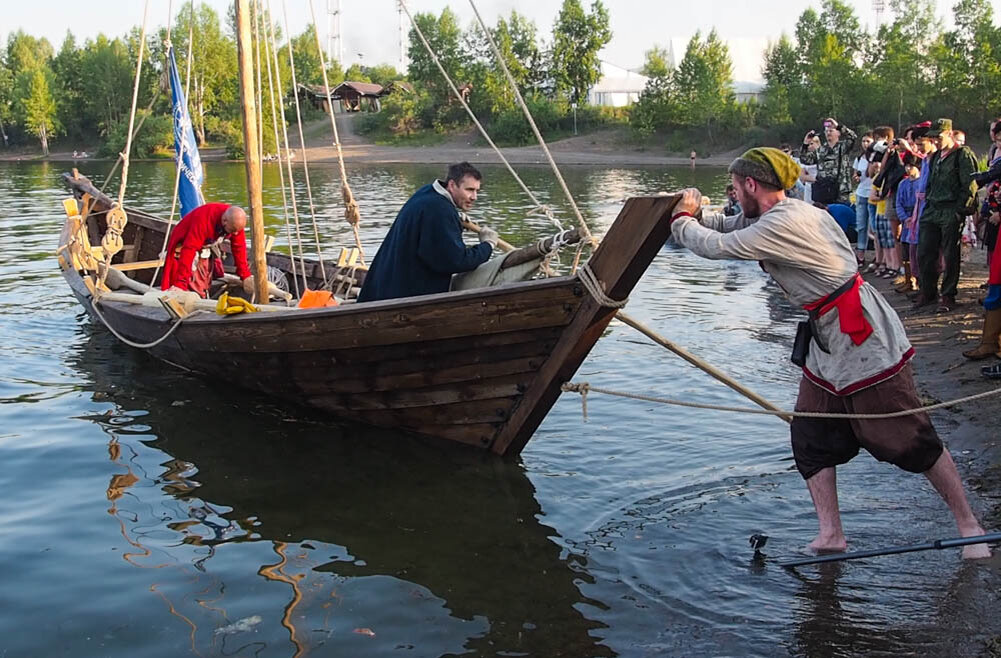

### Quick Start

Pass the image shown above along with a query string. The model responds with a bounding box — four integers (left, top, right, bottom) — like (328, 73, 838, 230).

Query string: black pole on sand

(777, 531, 1001, 568)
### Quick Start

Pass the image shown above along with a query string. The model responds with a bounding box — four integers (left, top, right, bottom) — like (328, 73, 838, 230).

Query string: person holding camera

(799, 118, 857, 205)
(913, 118, 979, 312)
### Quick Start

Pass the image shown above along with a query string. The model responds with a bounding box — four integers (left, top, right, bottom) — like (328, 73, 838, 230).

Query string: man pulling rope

(668, 147, 990, 559)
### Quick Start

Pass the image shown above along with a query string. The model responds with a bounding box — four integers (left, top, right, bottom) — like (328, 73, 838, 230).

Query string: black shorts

(790, 364, 943, 479)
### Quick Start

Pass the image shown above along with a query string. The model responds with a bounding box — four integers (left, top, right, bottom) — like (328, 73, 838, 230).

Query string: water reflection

(69, 331, 611, 656)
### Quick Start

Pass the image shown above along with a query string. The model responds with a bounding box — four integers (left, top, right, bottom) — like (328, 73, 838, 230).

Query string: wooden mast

(235, 0, 269, 303)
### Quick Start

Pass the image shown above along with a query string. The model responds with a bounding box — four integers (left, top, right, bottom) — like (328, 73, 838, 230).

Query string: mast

(235, 0, 269, 303)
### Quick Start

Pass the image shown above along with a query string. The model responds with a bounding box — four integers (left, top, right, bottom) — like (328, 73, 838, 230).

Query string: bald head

(221, 206, 247, 234)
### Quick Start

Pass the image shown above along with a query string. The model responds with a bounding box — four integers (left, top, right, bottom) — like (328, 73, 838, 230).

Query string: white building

(587, 61, 649, 107)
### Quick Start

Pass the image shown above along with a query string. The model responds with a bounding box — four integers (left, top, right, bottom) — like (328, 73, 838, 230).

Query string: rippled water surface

(1, 160, 997, 657)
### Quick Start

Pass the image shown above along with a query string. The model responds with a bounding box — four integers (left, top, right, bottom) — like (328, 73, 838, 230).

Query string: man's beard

(742, 196, 761, 218)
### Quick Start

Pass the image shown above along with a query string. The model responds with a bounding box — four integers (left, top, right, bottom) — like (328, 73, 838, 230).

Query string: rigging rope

(151, 0, 196, 288)
(281, 0, 328, 287)
(307, 0, 367, 265)
(264, 0, 313, 287)
(260, 0, 301, 298)
(466, 0, 594, 247)
(398, 0, 563, 233)
(560, 381, 1001, 422)
(116, 0, 150, 211)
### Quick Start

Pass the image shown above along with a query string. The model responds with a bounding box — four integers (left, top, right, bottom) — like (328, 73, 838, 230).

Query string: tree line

(0, 3, 392, 157)
(634, 0, 1001, 152)
(358, 0, 615, 145)
(9, 0, 1000, 158)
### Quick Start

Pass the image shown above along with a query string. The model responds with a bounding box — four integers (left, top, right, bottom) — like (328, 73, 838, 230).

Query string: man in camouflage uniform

(913, 118, 978, 312)
(799, 117, 858, 205)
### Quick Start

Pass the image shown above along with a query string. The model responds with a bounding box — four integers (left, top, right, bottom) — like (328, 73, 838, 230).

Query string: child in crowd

(895, 156, 922, 292)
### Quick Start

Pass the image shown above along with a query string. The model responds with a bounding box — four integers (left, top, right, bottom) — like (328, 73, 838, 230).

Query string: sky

(7, 0, 1001, 83)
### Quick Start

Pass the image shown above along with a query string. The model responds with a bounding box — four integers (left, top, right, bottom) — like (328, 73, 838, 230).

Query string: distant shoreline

(0, 123, 743, 167)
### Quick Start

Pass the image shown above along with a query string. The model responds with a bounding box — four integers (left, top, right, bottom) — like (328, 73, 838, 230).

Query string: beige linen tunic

(671, 198, 913, 394)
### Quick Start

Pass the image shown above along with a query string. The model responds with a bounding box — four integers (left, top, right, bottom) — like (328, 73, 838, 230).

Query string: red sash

(803, 273, 873, 346)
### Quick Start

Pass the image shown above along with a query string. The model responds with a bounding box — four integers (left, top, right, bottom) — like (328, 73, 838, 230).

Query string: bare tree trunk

(40, 123, 49, 156)
(0, 116, 8, 147)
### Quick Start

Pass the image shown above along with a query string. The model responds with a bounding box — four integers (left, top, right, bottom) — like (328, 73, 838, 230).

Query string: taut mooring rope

(560, 381, 1001, 421)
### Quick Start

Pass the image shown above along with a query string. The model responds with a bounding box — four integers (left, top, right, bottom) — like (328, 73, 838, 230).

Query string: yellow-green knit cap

(728, 147, 801, 190)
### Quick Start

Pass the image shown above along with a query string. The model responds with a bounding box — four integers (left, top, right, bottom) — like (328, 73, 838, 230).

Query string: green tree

(76, 35, 135, 136)
(343, 63, 371, 82)
(0, 43, 13, 146)
(550, 0, 611, 104)
(362, 64, 401, 87)
(22, 68, 59, 154)
(407, 7, 465, 103)
(172, 3, 237, 145)
(630, 46, 677, 137)
(672, 30, 734, 142)
(51, 32, 86, 141)
(640, 46, 672, 79)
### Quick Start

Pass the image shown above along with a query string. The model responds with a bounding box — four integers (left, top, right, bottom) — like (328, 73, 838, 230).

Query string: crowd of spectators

(778, 115, 1001, 378)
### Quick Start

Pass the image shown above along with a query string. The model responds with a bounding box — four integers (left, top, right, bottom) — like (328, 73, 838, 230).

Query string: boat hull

(59, 173, 678, 454)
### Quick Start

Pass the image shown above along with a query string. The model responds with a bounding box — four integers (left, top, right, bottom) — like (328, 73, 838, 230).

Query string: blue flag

(168, 45, 204, 218)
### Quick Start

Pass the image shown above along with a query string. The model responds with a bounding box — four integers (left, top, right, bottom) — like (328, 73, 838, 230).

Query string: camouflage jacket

(799, 126, 858, 203)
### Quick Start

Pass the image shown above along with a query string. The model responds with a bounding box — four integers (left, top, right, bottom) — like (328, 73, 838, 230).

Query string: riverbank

(865, 254, 1001, 556)
(0, 116, 742, 167)
(866, 256, 1001, 655)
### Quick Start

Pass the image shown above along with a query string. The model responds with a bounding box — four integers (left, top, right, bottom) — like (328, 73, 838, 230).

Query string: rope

(307, 0, 367, 265)
(116, 0, 150, 211)
(261, 0, 300, 298)
(151, 0, 196, 288)
(91, 297, 202, 350)
(577, 262, 627, 308)
(466, 0, 593, 246)
(97, 78, 162, 195)
(398, 0, 563, 232)
(253, 0, 264, 170)
(265, 0, 311, 287)
(560, 381, 1001, 421)
(281, 0, 328, 287)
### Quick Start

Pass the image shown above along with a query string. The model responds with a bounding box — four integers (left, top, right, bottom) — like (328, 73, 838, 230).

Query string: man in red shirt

(161, 203, 253, 297)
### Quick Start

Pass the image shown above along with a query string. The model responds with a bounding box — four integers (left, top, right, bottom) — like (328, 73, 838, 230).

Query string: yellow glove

(215, 292, 258, 315)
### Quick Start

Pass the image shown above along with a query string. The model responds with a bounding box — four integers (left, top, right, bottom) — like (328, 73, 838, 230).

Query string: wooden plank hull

(58, 173, 678, 455)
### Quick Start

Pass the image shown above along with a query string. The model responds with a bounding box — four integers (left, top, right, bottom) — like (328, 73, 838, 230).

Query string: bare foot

(807, 534, 847, 554)
(960, 527, 992, 560)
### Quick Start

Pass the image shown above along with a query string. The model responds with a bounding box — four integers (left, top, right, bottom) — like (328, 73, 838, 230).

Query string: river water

(1, 160, 997, 657)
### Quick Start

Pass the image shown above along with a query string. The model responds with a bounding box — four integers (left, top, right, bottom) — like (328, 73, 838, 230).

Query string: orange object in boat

(297, 289, 339, 308)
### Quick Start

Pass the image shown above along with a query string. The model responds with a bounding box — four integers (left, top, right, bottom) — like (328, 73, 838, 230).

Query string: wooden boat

(58, 174, 676, 455)
(56, 0, 679, 456)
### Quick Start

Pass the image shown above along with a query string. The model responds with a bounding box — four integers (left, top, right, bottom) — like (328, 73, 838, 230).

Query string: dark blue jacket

(358, 182, 492, 302)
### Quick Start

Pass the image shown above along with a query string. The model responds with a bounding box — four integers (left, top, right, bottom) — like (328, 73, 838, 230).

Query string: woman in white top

(853, 133, 875, 266)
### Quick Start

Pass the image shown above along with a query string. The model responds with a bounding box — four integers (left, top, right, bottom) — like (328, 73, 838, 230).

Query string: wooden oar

(461, 218, 515, 252)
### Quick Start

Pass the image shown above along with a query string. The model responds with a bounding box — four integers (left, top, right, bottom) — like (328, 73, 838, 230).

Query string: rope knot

(578, 262, 628, 308)
(561, 381, 590, 421)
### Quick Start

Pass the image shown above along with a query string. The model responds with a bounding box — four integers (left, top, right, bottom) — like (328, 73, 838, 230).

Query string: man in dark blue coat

(358, 162, 498, 303)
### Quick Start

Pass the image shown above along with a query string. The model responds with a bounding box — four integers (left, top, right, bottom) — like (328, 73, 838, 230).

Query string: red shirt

(161, 202, 252, 291)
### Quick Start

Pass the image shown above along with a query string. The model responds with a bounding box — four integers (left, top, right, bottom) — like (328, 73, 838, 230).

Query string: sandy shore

(0, 115, 740, 166)
(875, 256, 1001, 513)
